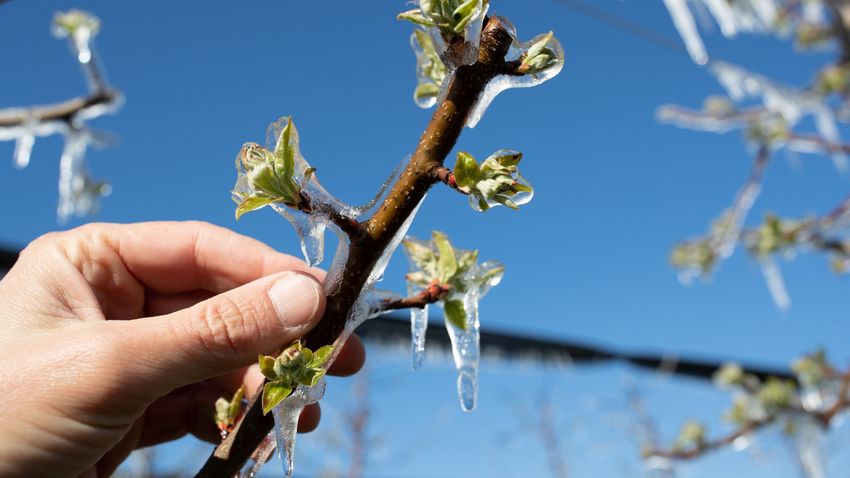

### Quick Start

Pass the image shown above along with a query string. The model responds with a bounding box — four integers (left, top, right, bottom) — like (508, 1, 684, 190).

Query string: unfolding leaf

(433, 231, 458, 282)
(299, 368, 327, 387)
(454, 152, 481, 188)
(444, 299, 467, 330)
(262, 382, 292, 415)
(235, 196, 278, 220)
(258, 354, 278, 379)
(310, 345, 335, 368)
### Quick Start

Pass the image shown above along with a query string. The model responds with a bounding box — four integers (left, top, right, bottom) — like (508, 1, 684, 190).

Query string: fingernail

(268, 273, 322, 327)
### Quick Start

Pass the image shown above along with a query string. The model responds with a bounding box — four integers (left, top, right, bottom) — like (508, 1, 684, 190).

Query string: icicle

(57, 130, 108, 223)
(703, 0, 738, 36)
(409, 281, 429, 370)
(793, 417, 826, 478)
(52, 10, 109, 93)
(13, 133, 34, 169)
(663, 0, 709, 65)
(444, 287, 480, 411)
(759, 257, 791, 311)
(467, 26, 564, 128)
(271, 380, 326, 478)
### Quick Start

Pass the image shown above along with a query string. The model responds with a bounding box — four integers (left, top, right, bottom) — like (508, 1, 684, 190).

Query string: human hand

(0, 221, 365, 477)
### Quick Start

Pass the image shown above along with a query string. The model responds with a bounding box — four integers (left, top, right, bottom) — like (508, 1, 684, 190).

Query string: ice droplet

(467, 28, 565, 128)
(57, 130, 109, 223)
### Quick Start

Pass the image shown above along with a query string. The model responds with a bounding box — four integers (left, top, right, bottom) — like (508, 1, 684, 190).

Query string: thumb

(118, 271, 324, 395)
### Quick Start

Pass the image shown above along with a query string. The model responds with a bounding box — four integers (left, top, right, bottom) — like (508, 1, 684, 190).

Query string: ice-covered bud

(714, 363, 745, 389)
(670, 238, 716, 277)
(398, 0, 488, 38)
(674, 421, 706, 450)
(792, 350, 829, 388)
(517, 31, 562, 76)
(795, 23, 833, 49)
(214, 385, 246, 436)
(411, 29, 449, 108)
(53, 9, 100, 37)
(815, 64, 850, 96)
(232, 117, 315, 219)
(724, 396, 751, 425)
(743, 214, 804, 257)
(756, 377, 797, 414)
(453, 150, 534, 211)
(258, 342, 335, 415)
(745, 116, 789, 145)
(703, 95, 737, 117)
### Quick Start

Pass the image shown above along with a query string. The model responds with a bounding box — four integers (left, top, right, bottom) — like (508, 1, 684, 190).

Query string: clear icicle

(663, 0, 709, 65)
(445, 287, 480, 412)
(271, 380, 327, 478)
(57, 130, 109, 223)
(759, 257, 791, 311)
(467, 27, 565, 128)
(409, 281, 429, 370)
(13, 133, 34, 169)
(793, 417, 826, 478)
(367, 197, 425, 284)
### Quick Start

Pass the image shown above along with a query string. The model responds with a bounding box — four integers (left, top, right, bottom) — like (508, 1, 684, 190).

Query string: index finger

(73, 221, 318, 294)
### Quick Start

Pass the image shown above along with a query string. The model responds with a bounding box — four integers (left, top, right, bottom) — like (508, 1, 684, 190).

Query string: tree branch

(826, 0, 850, 65)
(195, 16, 517, 478)
(431, 166, 467, 194)
(0, 90, 118, 129)
(380, 283, 450, 312)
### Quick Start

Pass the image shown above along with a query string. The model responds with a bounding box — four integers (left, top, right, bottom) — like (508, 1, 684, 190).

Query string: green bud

(674, 421, 706, 450)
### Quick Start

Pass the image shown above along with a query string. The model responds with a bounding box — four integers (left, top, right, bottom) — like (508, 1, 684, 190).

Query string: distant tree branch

(0, 90, 118, 129)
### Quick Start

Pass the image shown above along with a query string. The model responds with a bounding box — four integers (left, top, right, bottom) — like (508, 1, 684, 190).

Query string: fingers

(114, 271, 325, 397)
(328, 334, 366, 377)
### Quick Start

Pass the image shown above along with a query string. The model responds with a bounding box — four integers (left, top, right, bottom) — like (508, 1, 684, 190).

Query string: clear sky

(2, 1, 850, 477)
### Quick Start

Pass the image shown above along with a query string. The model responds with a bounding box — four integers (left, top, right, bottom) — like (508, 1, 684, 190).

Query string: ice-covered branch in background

(673, 193, 850, 307)
(662, 0, 837, 65)
(0, 10, 122, 222)
(402, 232, 504, 411)
(644, 351, 850, 473)
(712, 61, 848, 170)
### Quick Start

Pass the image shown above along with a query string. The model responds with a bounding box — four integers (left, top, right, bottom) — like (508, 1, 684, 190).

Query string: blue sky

(3, 1, 850, 477)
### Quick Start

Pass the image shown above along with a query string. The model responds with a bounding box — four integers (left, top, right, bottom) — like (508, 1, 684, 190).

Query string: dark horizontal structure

(0, 245, 793, 383)
(359, 315, 794, 383)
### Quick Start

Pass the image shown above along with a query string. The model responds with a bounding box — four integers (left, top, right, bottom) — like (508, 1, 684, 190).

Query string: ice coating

(367, 197, 424, 284)
(467, 28, 564, 128)
(52, 10, 108, 93)
(239, 432, 276, 478)
(793, 417, 826, 478)
(423, 1, 489, 69)
(711, 61, 847, 171)
(271, 380, 327, 478)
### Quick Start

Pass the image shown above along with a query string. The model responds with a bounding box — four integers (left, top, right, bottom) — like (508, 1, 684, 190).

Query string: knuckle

(192, 294, 262, 356)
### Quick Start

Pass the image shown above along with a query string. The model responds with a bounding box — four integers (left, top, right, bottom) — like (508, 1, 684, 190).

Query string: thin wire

(551, 0, 693, 59)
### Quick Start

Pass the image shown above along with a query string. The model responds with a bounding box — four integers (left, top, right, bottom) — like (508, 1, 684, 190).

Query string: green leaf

(433, 231, 458, 282)
(310, 345, 335, 367)
(514, 182, 533, 194)
(494, 195, 519, 210)
(262, 382, 292, 415)
(258, 354, 278, 379)
(299, 368, 327, 387)
(454, 152, 481, 188)
(444, 299, 467, 330)
(403, 239, 436, 271)
(229, 385, 245, 418)
(235, 196, 278, 220)
(398, 9, 436, 27)
(525, 32, 554, 63)
(457, 249, 479, 273)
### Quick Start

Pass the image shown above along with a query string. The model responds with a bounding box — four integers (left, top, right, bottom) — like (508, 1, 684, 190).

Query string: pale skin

(0, 221, 365, 477)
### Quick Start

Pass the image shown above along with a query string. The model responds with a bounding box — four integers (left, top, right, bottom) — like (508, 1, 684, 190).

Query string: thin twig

(0, 90, 118, 129)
